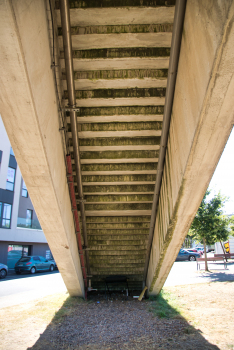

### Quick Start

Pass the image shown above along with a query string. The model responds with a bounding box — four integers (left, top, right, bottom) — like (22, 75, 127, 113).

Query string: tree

(189, 191, 230, 271)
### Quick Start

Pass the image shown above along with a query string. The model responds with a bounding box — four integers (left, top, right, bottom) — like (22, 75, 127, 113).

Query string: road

(0, 270, 67, 309)
(0, 258, 233, 309)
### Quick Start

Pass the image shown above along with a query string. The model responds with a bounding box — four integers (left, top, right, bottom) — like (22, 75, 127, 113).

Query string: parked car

(195, 247, 204, 255)
(14, 256, 56, 274)
(176, 249, 200, 261)
(186, 248, 202, 256)
(48, 258, 58, 269)
(0, 263, 8, 279)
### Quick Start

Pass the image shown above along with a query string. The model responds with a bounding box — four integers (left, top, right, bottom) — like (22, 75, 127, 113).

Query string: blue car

(176, 249, 200, 261)
(15, 256, 55, 274)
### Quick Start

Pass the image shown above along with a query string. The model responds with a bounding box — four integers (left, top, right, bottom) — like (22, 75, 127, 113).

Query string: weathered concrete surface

(0, 0, 84, 296)
(147, 0, 234, 294)
(57, 7, 175, 27)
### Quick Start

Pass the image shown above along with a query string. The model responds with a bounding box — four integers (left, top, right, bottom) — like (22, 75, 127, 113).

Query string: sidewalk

(164, 260, 234, 287)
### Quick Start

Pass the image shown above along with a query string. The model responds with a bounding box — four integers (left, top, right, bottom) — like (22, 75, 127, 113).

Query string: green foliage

(149, 290, 182, 319)
(189, 191, 230, 245)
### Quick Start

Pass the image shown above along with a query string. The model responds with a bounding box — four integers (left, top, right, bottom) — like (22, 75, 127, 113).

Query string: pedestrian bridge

(0, 0, 234, 297)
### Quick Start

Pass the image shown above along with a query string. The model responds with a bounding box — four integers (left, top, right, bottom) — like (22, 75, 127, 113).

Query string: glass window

(40, 256, 47, 262)
(19, 257, 31, 263)
(33, 257, 40, 261)
(2, 203, 12, 228)
(10, 147, 15, 156)
(22, 180, 28, 198)
(26, 209, 33, 228)
(6, 167, 15, 191)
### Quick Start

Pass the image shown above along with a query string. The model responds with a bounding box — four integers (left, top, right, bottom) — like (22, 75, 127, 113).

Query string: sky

(208, 128, 234, 215)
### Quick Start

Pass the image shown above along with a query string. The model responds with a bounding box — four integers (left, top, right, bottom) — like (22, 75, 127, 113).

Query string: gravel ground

(29, 292, 219, 350)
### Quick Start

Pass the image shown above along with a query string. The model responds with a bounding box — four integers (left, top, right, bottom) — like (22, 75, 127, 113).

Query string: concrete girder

(56, 7, 175, 27)
(0, 0, 84, 296)
(68, 57, 170, 71)
(58, 32, 172, 50)
(147, 0, 234, 294)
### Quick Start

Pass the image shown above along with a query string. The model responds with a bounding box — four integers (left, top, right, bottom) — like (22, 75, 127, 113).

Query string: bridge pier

(147, 0, 234, 294)
(0, 0, 84, 296)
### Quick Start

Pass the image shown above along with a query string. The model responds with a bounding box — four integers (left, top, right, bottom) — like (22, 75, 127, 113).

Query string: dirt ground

(0, 281, 233, 350)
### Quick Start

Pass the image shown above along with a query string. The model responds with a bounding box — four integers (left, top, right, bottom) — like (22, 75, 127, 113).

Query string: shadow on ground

(197, 262, 234, 283)
(28, 290, 219, 350)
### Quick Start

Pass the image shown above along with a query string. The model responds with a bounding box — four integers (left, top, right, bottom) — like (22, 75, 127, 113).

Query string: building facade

(0, 116, 51, 269)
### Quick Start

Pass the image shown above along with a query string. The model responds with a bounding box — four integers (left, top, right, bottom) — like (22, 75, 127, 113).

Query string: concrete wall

(0, 1, 84, 296)
(31, 243, 50, 258)
(147, 0, 234, 294)
(18, 178, 40, 222)
(0, 116, 47, 244)
(0, 242, 9, 265)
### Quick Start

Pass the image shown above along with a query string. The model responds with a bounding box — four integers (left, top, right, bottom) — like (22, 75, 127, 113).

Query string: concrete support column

(0, 0, 84, 296)
(147, 0, 234, 294)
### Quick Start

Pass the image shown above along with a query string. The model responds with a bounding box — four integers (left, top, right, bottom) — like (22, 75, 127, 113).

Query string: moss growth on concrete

(72, 69, 168, 80)
(68, 88, 166, 99)
(89, 233, 148, 240)
(87, 230, 148, 236)
(69, 47, 170, 60)
(88, 237, 147, 245)
(149, 180, 186, 293)
(86, 222, 150, 229)
(79, 106, 164, 116)
(80, 150, 159, 159)
(82, 174, 156, 182)
(85, 202, 152, 211)
(86, 216, 150, 223)
(80, 121, 162, 131)
(83, 184, 155, 193)
(79, 136, 161, 147)
(81, 163, 157, 172)
(85, 194, 154, 202)
(61, 24, 173, 36)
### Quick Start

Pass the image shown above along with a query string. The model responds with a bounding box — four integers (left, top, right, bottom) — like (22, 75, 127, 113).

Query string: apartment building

(0, 116, 51, 268)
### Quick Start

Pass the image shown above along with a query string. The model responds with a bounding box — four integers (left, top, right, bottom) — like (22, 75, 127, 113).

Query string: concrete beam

(64, 78, 167, 90)
(65, 97, 165, 107)
(81, 171, 157, 175)
(57, 7, 175, 26)
(79, 146, 160, 151)
(73, 130, 161, 138)
(80, 158, 158, 164)
(69, 57, 170, 71)
(147, 0, 234, 295)
(85, 210, 151, 216)
(82, 182, 155, 186)
(59, 33, 172, 50)
(0, 0, 84, 297)
(84, 192, 154, 195)
(75, 115, 164, 123)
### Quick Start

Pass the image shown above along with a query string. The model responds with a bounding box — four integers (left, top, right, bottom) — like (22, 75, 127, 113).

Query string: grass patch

(53, 296, 84, 323)
(149, 289, 183, 319)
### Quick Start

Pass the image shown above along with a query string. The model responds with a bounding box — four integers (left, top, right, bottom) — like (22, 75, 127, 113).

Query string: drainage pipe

(60, 0, 90, 276)
(143, 0, 187, 285)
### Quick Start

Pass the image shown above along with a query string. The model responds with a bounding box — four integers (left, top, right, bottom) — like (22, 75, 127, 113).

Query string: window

(19, 257, 31, 263)
(1, 203, 12, 228)
(6, 167, 15, 191)
(22, 180, 28, 197)
(33, 257, 40, 261)
(10, 147, 15, 156)
(26, 209, 33, 228)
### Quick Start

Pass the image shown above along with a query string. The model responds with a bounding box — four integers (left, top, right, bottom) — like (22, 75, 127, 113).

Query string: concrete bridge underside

(0, 0, 234, 297)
